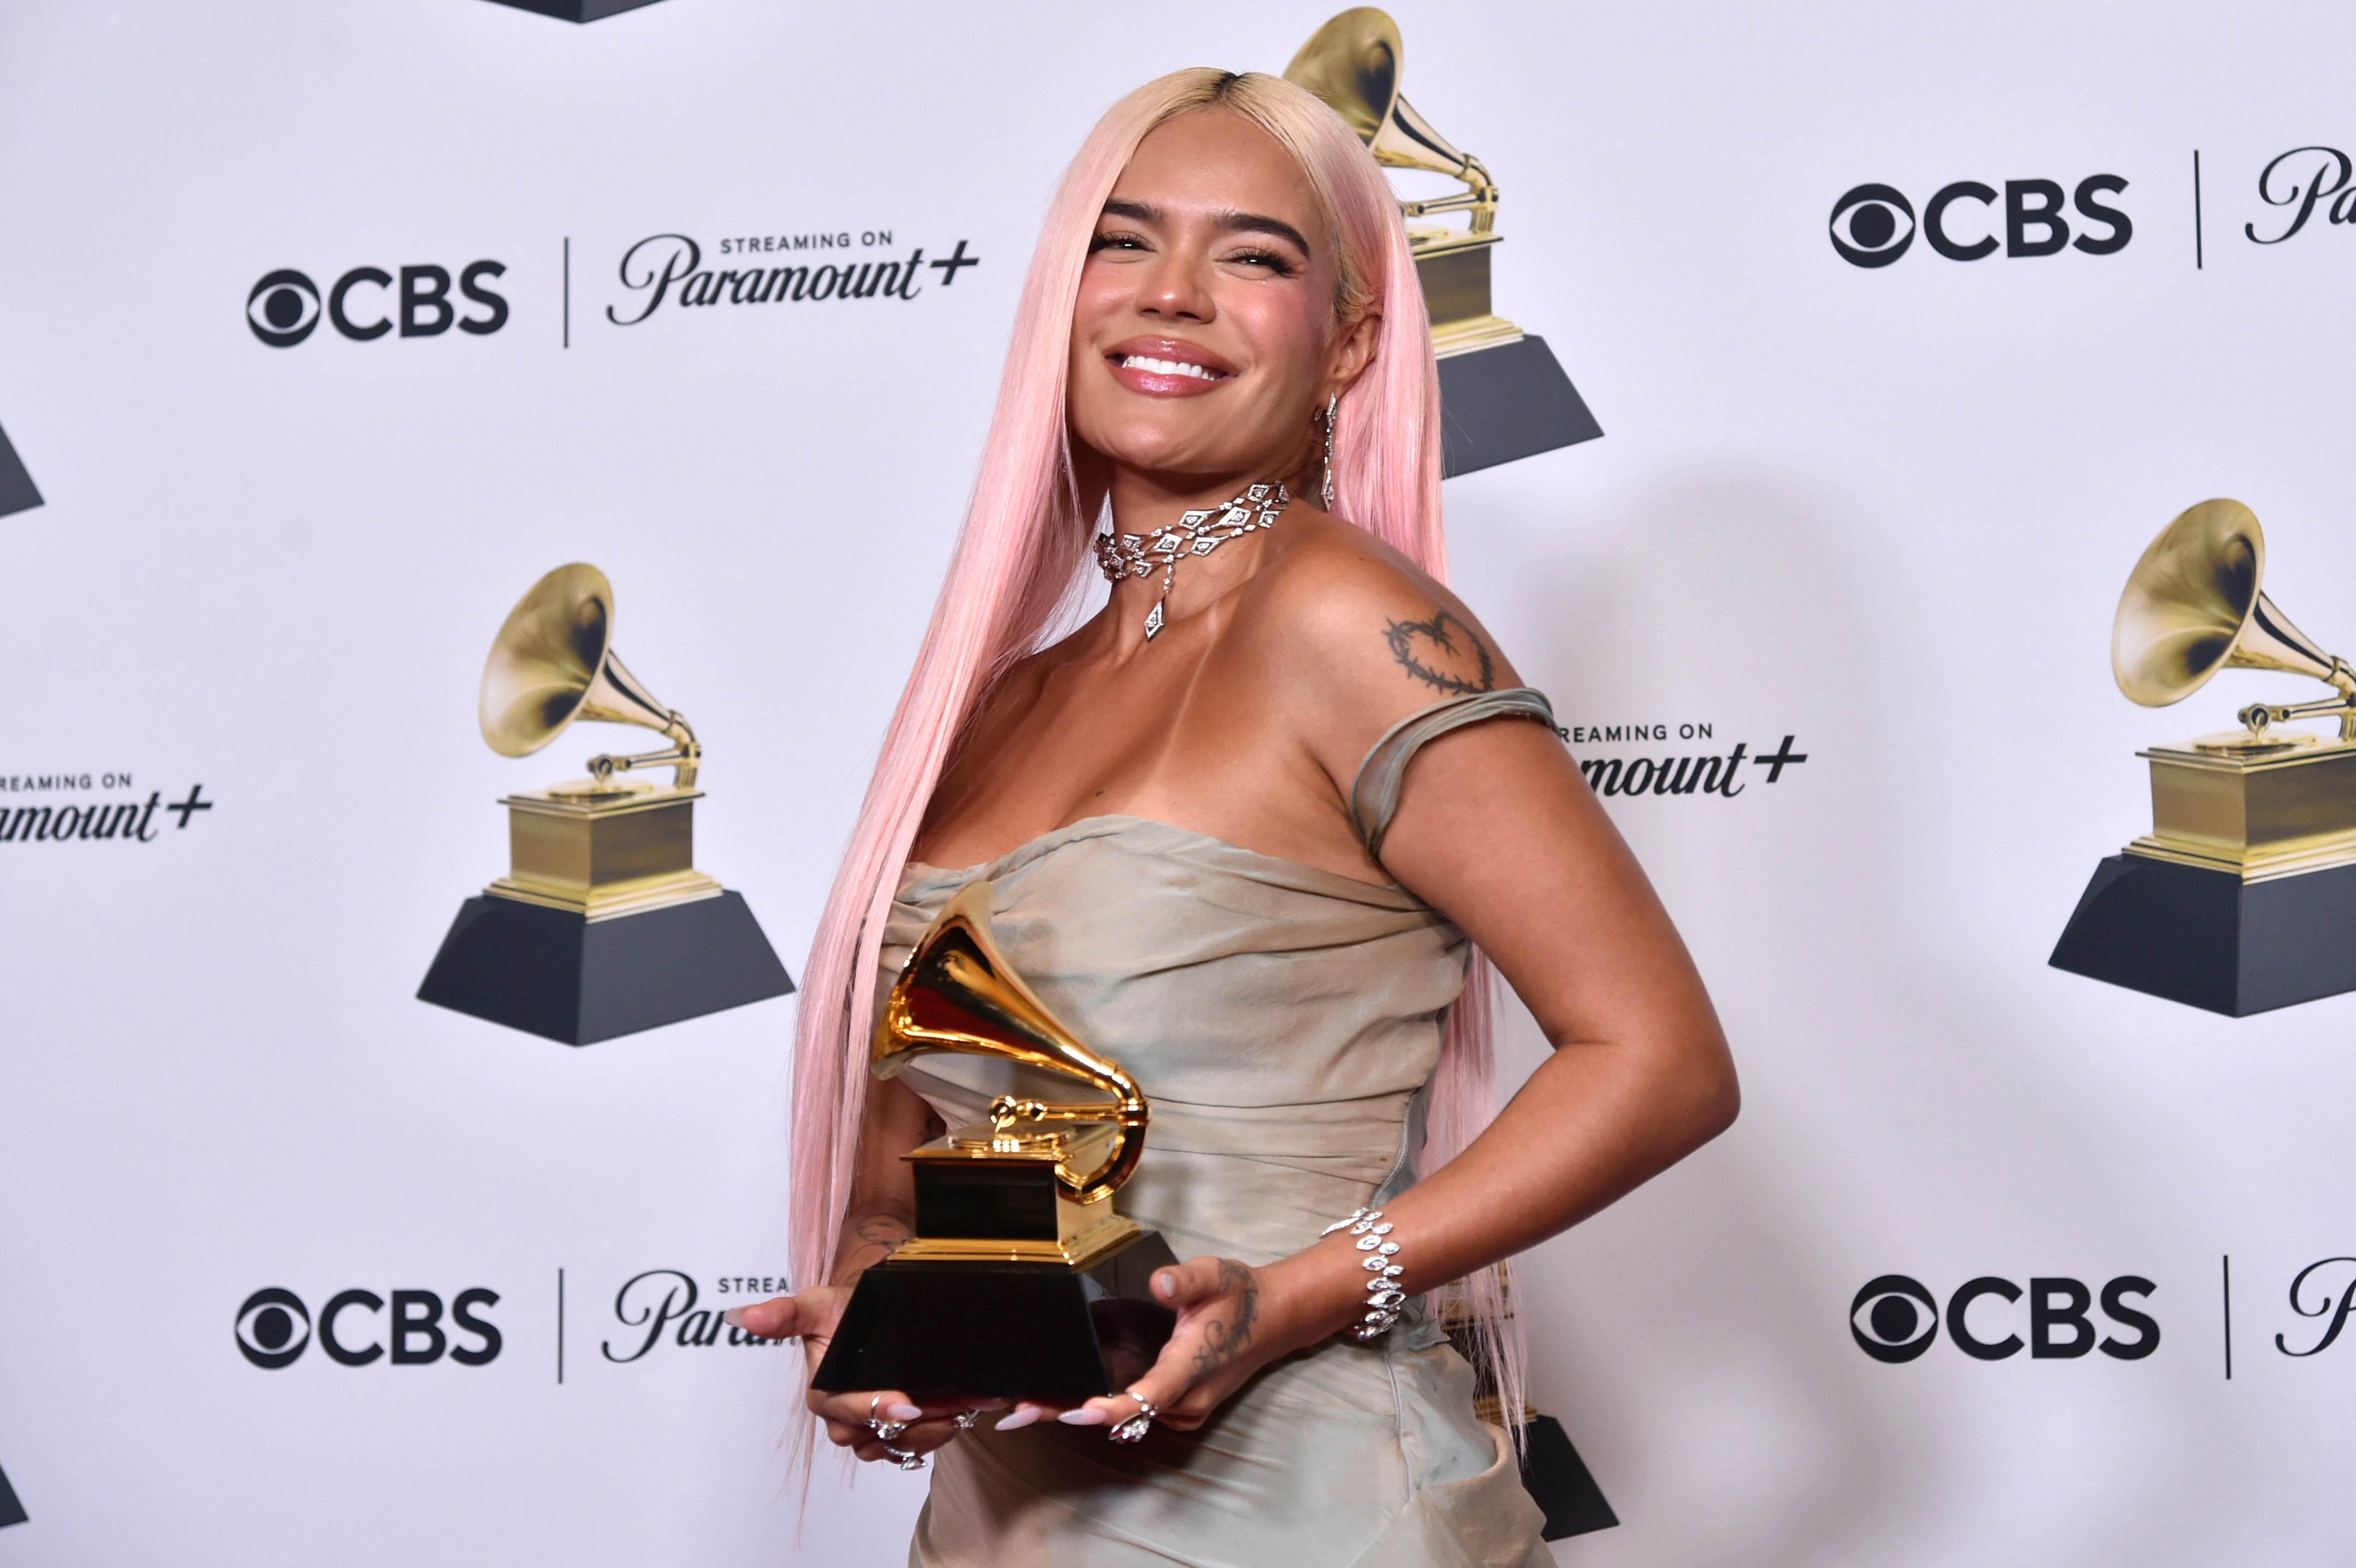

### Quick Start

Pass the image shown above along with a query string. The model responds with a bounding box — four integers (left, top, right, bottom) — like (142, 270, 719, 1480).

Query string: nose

(1137, 250, 1215, 324)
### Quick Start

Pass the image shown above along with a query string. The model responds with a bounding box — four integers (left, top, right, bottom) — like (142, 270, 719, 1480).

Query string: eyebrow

(1099, 199, 1314, 258)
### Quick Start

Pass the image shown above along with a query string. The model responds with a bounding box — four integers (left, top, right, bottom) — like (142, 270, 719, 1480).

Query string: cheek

(1224, 286, 1328, 395)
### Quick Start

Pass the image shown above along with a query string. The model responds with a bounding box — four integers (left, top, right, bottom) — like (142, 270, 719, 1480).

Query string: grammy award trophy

(811, 880, 1179, 1402)
(2052, 500, 2356, 1014)
(417, 563, 794, 1044)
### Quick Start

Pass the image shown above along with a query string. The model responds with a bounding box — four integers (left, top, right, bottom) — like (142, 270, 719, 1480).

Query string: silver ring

(866, 1393, 909, 1442)
(953, 1410, 982, 1430)
(883, 1443, 926, 1471)
(1108, 1389, 1158, 1445)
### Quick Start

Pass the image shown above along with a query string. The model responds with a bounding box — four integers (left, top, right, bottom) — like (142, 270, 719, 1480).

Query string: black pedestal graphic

(482, 0, 670, 20)
(1437, 336, 1604, 479)
(418, 892, 793, 1044)
(1517, 1414, 1617, 1540)
(0, 423, 41, 519)
(2050, 854, 2356, 1016)
(812, 1231, 1180, 1405)
(0, 1461, 25, 1528)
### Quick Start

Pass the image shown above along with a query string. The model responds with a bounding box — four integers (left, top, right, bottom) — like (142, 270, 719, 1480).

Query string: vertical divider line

(558, 1267, 567, 1385)
(563, 238, 572, 348)
(2222, 1254, 2232, 1380)
(2193, 151, 2205, 271)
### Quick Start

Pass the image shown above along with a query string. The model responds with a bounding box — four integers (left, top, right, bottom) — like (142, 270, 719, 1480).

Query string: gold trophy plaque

(811, 879, 1178, 1401)
(1285, 8, 1603, 474)
(2052, 500, 2356, 1014)
(416, 563, 792, 1044)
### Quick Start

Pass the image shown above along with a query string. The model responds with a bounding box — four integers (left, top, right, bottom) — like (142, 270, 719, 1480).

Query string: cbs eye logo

(234, 1287, 311, 1369)
(245, 263, 509, 347)
(1850, 1274, 1938, 1361)
(1829, 186, 1917, 269)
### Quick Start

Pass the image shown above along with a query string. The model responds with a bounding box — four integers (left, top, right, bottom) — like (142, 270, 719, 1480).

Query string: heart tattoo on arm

(1383, 610, 1496, 697)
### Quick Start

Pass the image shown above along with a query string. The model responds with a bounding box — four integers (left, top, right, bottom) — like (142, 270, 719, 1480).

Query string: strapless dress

(882, 690, 1559, 1568)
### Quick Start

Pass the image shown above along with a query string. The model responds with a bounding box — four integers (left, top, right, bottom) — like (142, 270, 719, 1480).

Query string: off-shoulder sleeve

(1347, 687, 1561, 863)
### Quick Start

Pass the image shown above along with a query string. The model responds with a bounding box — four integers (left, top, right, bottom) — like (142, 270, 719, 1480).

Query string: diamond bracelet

(1319, 1207, 1406, 1341)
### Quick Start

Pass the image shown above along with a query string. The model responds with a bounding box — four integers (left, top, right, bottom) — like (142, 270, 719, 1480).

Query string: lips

(1105, 337, 1235, 398)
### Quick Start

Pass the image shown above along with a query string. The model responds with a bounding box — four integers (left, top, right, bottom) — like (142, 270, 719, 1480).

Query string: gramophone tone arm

(2239, 691, 2356, 741)
(1396, 154, 1498, 233)
(987, 1094, 1149, 1131)
(986, 1093, 1151, 1205)
(2235, 659, 2356, 740)
(586, 714, 702, 788)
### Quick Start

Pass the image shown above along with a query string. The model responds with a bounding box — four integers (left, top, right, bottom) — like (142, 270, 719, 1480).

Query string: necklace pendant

(1143, 599, 1165, 641)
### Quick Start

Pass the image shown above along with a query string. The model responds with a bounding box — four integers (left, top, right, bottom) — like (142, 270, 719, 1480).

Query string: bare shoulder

(1232, 507, 1527, 772)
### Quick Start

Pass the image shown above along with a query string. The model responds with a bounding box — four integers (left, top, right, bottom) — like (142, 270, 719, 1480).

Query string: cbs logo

(235, 1286, 502, 1368)
(246, 263, 508, 347)
(1829, 177, 2132, 268)
(1850, 1274, 2158, 1362)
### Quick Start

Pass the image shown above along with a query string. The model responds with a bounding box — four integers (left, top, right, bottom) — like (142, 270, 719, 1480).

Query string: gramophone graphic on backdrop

(417, 564, 793, 1044)
(1285, 8, 1602, 477)
(2052, 500, 2356, 1015)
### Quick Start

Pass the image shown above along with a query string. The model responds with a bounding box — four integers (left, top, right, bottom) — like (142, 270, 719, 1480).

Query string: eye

(236, 1287, 311, 1368)
(1849, 1275, 1937, 1362)
(246, 269, 321, 346)
(1089, 230, 1151, 256)
(1828, 185, 1916, 268)
(1224, 247, 1298, 277)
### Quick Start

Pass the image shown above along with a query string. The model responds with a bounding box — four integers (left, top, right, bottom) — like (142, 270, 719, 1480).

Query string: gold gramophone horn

(2113, 499, 2356, 743)
(874, 879, 1148, 1206)
(479, 563, 701, 788)
(1285, 7, 1498, 236)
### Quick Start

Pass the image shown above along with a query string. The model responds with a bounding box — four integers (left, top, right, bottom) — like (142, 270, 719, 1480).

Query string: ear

(1324, 308, 1383, 402)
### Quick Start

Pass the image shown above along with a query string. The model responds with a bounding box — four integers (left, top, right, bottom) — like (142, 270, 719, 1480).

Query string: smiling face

(1067, 108, 1378, 496)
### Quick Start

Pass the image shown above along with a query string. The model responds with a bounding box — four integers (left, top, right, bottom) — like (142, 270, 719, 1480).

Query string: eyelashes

(1225, 248, 1297, 276)
(1085, 231, 1301, 276)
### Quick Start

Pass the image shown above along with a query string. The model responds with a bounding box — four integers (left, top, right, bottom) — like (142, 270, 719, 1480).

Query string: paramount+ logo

(235, 1286, 502, 1369)
(246, 262, 509, 347)
(1829, 175, 2132, 268)
(1850, 1273, 2158, 1363)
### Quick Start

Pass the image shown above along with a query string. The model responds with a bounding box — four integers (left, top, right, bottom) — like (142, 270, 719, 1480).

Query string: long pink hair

(789, 67, 1526, 1441)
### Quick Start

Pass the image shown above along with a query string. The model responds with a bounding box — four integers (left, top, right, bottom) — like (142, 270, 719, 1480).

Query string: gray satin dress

(882, 690, 1559, 1568)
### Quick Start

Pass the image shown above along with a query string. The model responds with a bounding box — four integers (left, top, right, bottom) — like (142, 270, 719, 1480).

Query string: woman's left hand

(996, 1251, 1352, 1437)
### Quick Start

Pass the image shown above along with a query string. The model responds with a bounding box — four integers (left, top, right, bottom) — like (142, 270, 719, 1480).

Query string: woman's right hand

(727, 1289, 999, 1464)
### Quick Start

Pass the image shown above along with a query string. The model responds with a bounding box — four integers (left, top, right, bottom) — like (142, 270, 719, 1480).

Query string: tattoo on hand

(1384, 611, 1496, 697)
(833, 1212, 913, 1284)
(1190, 1261, 1261, 1377)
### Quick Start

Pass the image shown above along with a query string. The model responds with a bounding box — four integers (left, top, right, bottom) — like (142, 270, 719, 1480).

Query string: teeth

(1122, 354, 1218, 381)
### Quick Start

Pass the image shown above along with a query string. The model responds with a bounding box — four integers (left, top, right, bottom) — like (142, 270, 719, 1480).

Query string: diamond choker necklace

(1093, 482, 1291, 642)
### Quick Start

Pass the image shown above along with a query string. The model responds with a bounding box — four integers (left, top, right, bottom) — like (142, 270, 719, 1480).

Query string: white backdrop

(6, 2, 2356, 1564)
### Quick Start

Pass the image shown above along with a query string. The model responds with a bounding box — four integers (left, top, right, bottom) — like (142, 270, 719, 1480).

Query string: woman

(730, 67, 1737, 1566)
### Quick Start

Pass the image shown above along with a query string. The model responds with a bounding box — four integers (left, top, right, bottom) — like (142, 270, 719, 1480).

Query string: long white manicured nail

(1058, 1407, 1109, 1426)
(886, 1403, 922, 1422)
(995, 1405, 1041, 1431)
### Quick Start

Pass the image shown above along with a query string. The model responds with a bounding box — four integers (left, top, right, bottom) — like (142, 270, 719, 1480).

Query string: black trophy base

(1437, 335, 1603, 479)
(417, 892, 793, 1044)
(0, 421, 41, 520)
(811, 1230, 1180, 1404)
(480, 0, 670, 20)
(1518, 1414, 1617, 1540)
(2050, 853, 2356, 1016)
